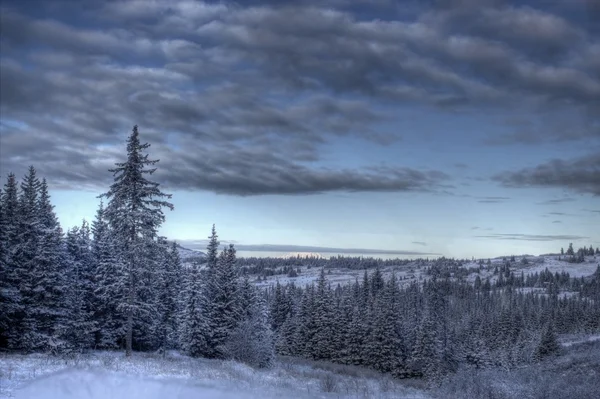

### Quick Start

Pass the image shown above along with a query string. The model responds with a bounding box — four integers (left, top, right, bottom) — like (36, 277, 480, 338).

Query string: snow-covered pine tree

(180, 257, 210, 357)
(154, 238, 182, 353)
(92, 201, 125, 349)
(534, 322, 560, 361)
(100, 125, 173, 357)
(206, 224, 219, 272)
(19, 169, 67, 352)
(365, 273, 405, 374)
(211, 244, 241, 358)
(62, 221, 97, 352)
(0, 173, 22, 349)
(225, 281, 275, 368)
(13, 167, 42, 351)
(166, 241, 183, 349)
(309, 268, 335, 360)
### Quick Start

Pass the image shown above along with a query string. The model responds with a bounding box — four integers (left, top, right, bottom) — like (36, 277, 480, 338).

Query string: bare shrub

(319, 373, 338, 393)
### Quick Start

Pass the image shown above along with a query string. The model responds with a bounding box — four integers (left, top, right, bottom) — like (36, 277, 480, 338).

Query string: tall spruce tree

(210, 244, 241, 358)
(180, 257, 210, 357)
(0, 173, 22, 349)
(92, 201, 124, 348)
(19, 168, 68, 351)
(63, 222, 96, 351)
(100, 126, 173, 356)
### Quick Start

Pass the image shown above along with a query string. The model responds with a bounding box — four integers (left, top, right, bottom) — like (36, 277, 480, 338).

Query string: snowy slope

(1, 351, 430, 399)
(16, 370, 317, 399)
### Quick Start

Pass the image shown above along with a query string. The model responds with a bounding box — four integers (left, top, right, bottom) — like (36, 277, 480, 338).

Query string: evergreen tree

(19, 168, 66, 352)
(309, 268, 335, 360)
(0, 173, 22, 349)
(206, 224, 219, 271)
(211, 245, 241, 358)
(100, 125, 173, 356)
(225, 285, 275, 368)
(180, 258, 210, 357)
(535, 323, 560, 361)
(62, 222, 96, 352)
(92, 201, 125, 349)
(566, 243, 574, 256)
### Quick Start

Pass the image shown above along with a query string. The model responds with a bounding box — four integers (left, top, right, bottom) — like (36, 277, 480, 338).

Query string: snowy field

(0, 351, 429, 399)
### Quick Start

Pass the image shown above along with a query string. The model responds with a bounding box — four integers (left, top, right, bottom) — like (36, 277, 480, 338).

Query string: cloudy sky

(1, 0, 599, 258)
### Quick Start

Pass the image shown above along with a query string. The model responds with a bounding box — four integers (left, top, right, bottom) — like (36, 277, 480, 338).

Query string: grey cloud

(477, 196, 510, 203)
(537, 198, 575, 205)
(583, 209, 600, 214)
(475, 233, 589, 242)
(412, 241, 427, 246)
(493, 152, 600, 196)
(2, 0, 599, 194)
(552, 220, 562, 224)
(156, 144, 450, 195)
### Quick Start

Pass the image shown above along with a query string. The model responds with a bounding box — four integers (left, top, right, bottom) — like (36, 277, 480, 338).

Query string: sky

(1, 0, 599, 259)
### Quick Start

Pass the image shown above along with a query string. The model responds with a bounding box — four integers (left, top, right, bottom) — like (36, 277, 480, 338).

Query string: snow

(255, 264, 427, 289)
(517, 256, 598, 278)
(0, 351, 431, 399)
(15, 370, 314, 399)
(560, 334, 600, 348)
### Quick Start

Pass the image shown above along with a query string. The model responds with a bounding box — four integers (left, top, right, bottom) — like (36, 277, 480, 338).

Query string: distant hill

(173, 242, 206, 260)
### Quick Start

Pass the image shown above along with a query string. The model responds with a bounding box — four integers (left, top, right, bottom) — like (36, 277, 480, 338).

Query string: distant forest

(1, 126, 599, 380)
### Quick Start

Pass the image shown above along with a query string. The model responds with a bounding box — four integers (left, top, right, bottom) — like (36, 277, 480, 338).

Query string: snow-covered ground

(253, 254, 598, 290)
(255, 264, 427, 289)
(516, 255, 598, 278)
(0, 351, 429, 399)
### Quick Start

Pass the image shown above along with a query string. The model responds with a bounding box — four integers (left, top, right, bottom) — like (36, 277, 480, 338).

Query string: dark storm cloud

(475, 233, 589, 242)
(1, 0, 599, 194)
(156, 144, 450, 195)
(493, 152, 600, 196)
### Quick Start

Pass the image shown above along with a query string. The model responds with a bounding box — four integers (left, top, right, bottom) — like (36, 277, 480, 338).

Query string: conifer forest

(1, 127, 599, 398)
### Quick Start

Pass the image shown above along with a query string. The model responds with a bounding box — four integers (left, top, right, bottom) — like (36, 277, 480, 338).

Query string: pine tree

(62, 222, 96, 352)
(100, 126, 173, 356)
(180, 258, 210, 357)
(210, 245, 241, 358)
(567, 243, 574, 256)
(534, 323, 560, 361)
(155, 239, 182, 352)
(206, 224, 219, 272)
(18, 168, 67, 352)
(309, 268, 335, 360)
(0, 173, 22, 349)
(92, 201, 125, 349)
(225, 284, 275, 368)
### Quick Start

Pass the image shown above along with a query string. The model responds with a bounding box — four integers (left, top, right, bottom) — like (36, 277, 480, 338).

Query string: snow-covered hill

(2, 351, 429, 399)
(175, 244, 206, 261)
(252, 254, 599, 289)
